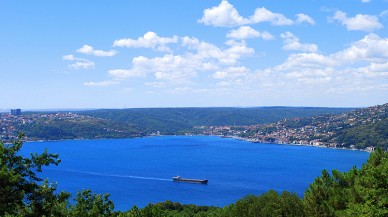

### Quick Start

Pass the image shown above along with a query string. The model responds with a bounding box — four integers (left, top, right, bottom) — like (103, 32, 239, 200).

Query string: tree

(0, 136, 69, 216)
(70, 189, 114, 217)
(0, 137, 115, 217)
(304, 147, 388, 217)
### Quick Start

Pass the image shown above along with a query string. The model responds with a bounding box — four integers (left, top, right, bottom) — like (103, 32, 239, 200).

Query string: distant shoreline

(17, 134, 372, 153)
(200, 134, 372, 153)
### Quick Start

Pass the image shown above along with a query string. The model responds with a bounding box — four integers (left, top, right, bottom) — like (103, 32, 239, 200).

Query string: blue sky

(1, 0, 387, 109)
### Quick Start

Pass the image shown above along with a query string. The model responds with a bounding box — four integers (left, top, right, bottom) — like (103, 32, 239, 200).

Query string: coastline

(9, 133, 372, 153)
(211, 134, 372, 153)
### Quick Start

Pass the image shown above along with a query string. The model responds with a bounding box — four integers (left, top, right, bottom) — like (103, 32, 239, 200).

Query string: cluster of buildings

(0, 110, 89, 141)
(195, 104, 386, 151)
(1, 104, 386, 151)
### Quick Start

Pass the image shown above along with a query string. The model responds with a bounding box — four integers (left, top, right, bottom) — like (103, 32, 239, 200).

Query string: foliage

(70, 189, 114, 217)
(16, 117, 141, 141)
(0, 135, 69, 216)
(81, 107, 351, 135)
(335, 118, 388, 150)
(0, 138, 116, 217)
(224, 191, 305, 217)
(304, 147, 388, 217)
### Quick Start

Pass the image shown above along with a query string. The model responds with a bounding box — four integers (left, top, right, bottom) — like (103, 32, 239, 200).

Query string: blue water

(20, 136, 369, 210)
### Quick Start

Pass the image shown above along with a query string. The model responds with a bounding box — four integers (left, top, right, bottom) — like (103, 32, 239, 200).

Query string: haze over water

(21, 136, 369, 210)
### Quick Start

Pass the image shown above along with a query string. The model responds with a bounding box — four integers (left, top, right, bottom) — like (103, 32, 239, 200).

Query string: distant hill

(229, 103, 387, 150)
(333, 104, 387, 149)
(79, 107, 353, 134)
(2, 113, 141, 141)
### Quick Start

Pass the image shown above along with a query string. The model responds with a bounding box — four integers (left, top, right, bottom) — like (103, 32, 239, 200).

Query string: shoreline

(205, 134, 372, 153)
(10, 134, 372, 153)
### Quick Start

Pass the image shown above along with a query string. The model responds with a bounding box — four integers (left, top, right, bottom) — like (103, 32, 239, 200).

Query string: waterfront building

(11, 109, 21, 116)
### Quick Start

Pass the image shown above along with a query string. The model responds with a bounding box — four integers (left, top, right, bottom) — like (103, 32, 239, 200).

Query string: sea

(20, 136, 369, 211)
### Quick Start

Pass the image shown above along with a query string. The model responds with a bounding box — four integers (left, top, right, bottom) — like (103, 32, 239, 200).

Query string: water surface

(21, 136, 369, 210)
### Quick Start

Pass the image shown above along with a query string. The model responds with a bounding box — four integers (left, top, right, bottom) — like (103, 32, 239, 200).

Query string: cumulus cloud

(332, 11, 383, 31)
(380, 10, 388, 17)
(356, 62, 388, 78)
(76, 45, 116, 57)
(295, 13, 315, 25)
(198, 0, 249, 27)
(108, 69, 145, 80)
(250, 7, 293, 25)
(332, 33, 388, 63)
(280, 32, 318, 52)
(181, 36, 254, 65)
(83, 80, 119, 87)
(105, 36, 255, 86)
(199, 0, 301, 27)
(62, 54, 95, 69)
(62, 54, 76, 61)
(69, 61, 95, 70)
(226, 26, 274, 40)
(258, 33, 388, 93)
(113, 31, 178, 52)
(212, 66, 249, 80)
(70, 29, 388, 102)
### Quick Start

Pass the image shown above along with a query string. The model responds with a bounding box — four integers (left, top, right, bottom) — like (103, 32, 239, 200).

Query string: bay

(21, 136, 369, 211)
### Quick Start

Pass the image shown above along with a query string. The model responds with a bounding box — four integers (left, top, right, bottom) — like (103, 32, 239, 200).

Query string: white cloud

(332, 11, 383, 31)
(62, 54, 76, 60)
(213, 71, 228, 79)
(83, 80, 119, 87)
(250, 7, 293, 26)
(113, 31, 178, 52)
(69, 61, 95, 70)
(62, 54, 95, 69)
(332, 33, 388, 63)
(198, 0, 249, 27)
(361, 0, 371, 3)
(76, 45, 116, 57)
(198, 1, 299, 27)
(380, 10, 388, 17)
(226, 26, 274, 40)
(103, 36, 255, 87)
(181, 36, 254, 65)
(356, 62, 388, 78)
(213, 66, 249, 79)
(108, 69, 145, 80)
(295, 13, 315, 25)
(256, 33, 388, 96)
(280, 32, 318, 52)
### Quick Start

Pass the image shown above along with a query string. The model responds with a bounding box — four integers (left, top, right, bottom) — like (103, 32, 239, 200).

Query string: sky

(1, 0, 387, 109)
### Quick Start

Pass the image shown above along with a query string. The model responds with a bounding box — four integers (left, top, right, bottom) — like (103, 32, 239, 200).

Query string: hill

(214, 103, 388, 150)
(0, 112, 141, 141)
(79, 107, 352, 134)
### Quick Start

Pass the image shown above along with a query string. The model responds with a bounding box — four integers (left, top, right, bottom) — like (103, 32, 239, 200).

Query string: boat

(172, 176, 208, 184)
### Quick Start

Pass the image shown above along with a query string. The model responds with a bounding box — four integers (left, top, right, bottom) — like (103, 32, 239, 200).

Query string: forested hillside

(80, 107, 352, 134)
(221, 103, 388, 150)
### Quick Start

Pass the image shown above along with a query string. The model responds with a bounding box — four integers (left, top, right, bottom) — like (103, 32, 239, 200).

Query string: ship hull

(172, 176, 208, 184)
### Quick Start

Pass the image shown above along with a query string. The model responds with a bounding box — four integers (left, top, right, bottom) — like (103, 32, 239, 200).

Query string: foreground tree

(304, 147, 388, 217)
(0, 136, 70, 216)
(70, 189, 114, 217)
(0, 137, 114, 216)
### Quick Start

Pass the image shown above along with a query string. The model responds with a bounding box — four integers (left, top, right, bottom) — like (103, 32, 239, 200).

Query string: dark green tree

(304, 147, 388, 217)
(0, 136, 70, 216)
(0, 137, 116, 217)
(70, 189, 114, 217)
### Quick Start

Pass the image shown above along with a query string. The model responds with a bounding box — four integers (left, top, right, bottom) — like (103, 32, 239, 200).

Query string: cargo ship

(172, 176, 208, 184)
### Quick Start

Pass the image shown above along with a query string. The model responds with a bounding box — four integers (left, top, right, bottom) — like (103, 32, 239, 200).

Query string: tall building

(11, 109, 22, 116)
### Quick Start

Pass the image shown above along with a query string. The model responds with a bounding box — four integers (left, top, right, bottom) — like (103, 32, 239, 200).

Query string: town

(1, 103, 386, 152)
(194, 104, 386, 152)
